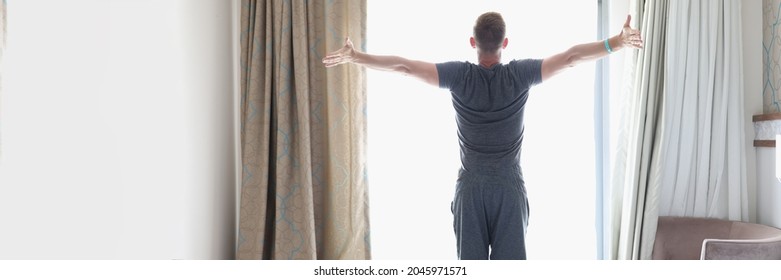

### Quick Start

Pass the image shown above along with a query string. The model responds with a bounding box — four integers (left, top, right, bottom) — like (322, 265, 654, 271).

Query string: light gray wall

(0, 0, 236, 259)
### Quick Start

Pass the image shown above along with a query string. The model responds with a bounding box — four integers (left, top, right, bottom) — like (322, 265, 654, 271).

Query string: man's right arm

(322, 38, 439, 87)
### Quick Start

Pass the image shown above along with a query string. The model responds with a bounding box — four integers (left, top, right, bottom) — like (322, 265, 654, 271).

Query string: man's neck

(477, 52, 501, 68)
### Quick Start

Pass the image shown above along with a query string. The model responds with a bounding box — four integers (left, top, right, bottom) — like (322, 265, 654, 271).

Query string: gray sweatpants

(451, 166, 530, 260)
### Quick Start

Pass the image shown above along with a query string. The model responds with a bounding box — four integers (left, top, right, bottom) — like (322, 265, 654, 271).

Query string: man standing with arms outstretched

(323, 12, 643, 260)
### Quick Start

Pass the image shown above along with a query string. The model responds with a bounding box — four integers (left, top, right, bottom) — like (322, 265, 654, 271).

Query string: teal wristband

(604, 39, 613, 54)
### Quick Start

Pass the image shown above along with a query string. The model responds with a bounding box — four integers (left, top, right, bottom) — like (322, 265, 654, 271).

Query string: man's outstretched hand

(322, 37, 357, 67)
(620, 15, 644, 49)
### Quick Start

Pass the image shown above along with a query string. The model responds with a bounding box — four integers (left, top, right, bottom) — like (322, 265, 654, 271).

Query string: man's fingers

(627, 37, 643, 43)
(323, 51, 344, 58)
(323, 59, 343, 67)
(323, 37, 354, 67)
(629, 40, 644, 48)
(322, 48, 349, 61)
(322, 54, 342, 63)
(624, 15, 631, 28)
(322, 57, 342, 64)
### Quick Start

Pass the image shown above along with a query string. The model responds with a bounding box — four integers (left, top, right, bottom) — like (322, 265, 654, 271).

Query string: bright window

(367, 1, 598, 260)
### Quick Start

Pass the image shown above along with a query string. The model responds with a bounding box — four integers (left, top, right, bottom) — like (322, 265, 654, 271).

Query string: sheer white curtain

(659, 0, 748, 221)
(608, 0, 668, 260)
(608, 0, 749, 260)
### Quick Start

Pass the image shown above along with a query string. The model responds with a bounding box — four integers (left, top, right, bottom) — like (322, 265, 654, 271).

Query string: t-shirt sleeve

(511, 59, 543, 88)
(435, 61, 467, 90)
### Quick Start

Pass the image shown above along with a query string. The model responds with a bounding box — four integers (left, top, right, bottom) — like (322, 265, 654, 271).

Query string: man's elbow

(395, 65, 412, 75)
(564, 49, 579, 68)
(566, 57, 578, 68)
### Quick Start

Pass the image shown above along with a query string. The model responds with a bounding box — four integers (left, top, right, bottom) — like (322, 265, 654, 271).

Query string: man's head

(471, 12, 508, 55)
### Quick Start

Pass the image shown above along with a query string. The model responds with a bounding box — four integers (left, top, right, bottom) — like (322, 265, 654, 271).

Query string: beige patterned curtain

(237, 0, 370, 260)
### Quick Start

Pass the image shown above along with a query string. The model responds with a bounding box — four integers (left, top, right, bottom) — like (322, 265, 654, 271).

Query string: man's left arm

(541, 15, 644, 82)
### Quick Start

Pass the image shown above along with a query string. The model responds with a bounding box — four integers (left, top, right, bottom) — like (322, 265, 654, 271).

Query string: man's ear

(502, 38, 509, 49)
(470, 37, 477, 49)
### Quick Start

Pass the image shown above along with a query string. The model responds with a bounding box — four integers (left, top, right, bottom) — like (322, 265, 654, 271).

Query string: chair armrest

(700, 236, 781, 260)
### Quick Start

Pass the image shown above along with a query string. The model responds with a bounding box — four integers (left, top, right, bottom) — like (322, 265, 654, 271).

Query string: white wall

(756, 150, 781, 227)
(0, 0, 236, 259)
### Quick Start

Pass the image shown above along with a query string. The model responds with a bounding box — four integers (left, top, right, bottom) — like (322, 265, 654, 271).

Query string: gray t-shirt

(436, 59, 543, 171)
